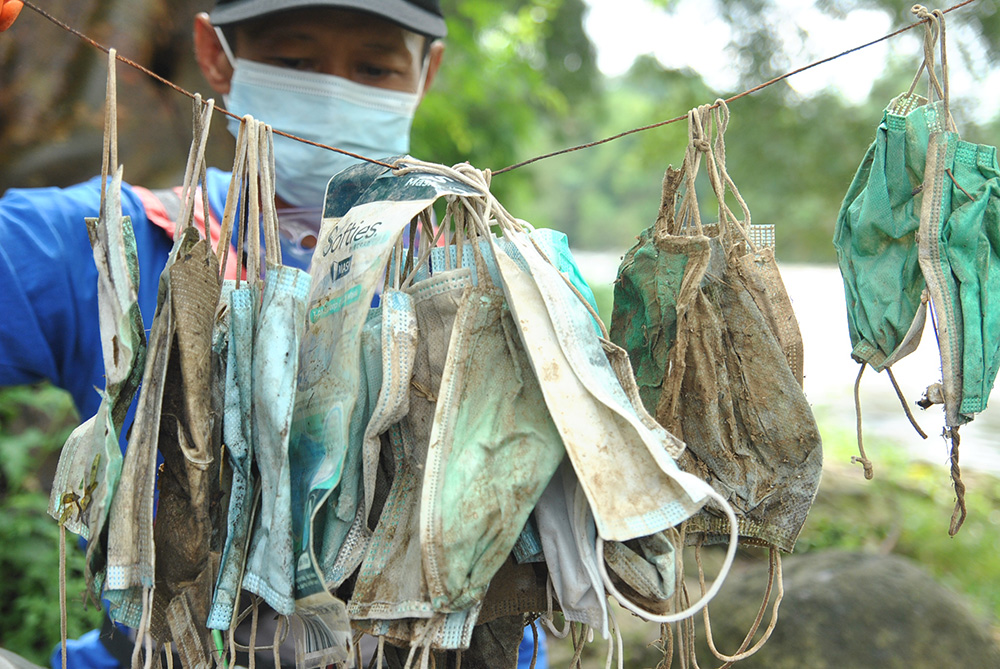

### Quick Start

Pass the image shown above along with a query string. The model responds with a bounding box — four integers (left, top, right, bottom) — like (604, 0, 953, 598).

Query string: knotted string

(852, 363, 875, 480)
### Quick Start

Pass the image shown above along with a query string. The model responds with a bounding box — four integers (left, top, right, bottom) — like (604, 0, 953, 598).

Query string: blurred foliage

(0, 385, 103, 665)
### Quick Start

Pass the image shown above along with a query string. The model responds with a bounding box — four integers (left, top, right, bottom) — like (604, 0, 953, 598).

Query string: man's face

(195, 8, 443, 97)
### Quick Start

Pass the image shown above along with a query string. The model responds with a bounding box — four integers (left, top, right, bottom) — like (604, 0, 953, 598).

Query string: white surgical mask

(219, 32, 424, 208)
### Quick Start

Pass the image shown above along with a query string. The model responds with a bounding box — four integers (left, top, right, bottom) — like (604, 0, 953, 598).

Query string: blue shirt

(0, 169, 232, 420)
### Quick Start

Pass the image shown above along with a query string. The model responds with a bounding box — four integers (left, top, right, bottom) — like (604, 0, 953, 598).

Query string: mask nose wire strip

(18, 0, 977, 176)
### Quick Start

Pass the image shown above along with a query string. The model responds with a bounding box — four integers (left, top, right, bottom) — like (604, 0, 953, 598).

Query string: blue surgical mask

(221, 48, 423, 208)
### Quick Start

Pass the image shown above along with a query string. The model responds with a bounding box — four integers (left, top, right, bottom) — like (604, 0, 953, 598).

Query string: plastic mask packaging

(315, 304, 382, 588)
(288, 158, 480, 668)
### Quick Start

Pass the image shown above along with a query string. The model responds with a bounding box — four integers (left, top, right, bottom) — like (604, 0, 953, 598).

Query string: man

(0, 0, 443, 419)
(0, 1, 546, 667)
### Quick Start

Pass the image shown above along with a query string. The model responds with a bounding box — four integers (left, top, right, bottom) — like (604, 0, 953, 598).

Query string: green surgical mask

(348, 268, 470, 623)
(420, 252, 564, 612)
(834, 94, 940, 371)
(918, 129, 1000, 425)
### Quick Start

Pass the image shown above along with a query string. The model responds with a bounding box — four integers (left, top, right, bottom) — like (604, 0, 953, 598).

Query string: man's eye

(271, 57, 315, 71)
(357, 63, 393, 79)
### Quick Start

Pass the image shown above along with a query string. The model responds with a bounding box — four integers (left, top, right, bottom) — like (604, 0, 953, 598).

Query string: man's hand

(1, 0, 23, 32)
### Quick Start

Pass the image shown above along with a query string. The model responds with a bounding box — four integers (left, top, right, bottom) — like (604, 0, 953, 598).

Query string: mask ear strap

(218, 116, 249, 279)
(99, 48, 118, 216)
(215, 26, 237, 68)
(597, 482, 739, 625)
(414, 50, 433, 102)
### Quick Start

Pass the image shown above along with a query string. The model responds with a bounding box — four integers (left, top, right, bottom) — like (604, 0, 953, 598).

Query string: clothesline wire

(496, 0, 977, 174)
(20, 0, 978, 177)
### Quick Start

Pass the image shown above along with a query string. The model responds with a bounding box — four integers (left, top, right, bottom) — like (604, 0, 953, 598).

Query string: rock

(692, 550, 1000, 668)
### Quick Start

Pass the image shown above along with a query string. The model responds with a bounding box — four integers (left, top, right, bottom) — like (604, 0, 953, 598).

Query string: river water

(572, 253, 1000, 475)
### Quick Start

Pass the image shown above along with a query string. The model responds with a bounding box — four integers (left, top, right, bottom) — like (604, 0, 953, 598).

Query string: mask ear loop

(177, 95, 216, 239)
(453, 200, 465, 272)
(540, 576, 571, 639)
(218, 116, 250, 280)
(401, 216, 418, 281)
(909, 7, 945, 105)
(259, 122, 281, 269)
(215, 26, 237, 69)
(436, 161, 609, 337)
(707, 100, 755, 258)
(701, 546, 783, 667)
(198, 106, 213, 245)
(676, 107, 707, 237)
(927, 7, 955, 133)
(596, 483, 738, 625)
(273, 616, 284, 669)
(400, 209, 449, 289)
(98, 48, 118, 216)
(390, 236, 404, 290)
(412, 51, 433, 110)
(245, 118, 262, 285)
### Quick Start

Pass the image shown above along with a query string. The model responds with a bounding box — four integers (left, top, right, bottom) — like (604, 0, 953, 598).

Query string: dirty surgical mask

(218, 31, 424, 208)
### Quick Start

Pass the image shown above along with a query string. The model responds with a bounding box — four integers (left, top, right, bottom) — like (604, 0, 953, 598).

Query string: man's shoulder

(1, 168, 232, 233)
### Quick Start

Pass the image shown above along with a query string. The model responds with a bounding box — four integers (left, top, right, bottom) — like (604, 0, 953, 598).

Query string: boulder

(692, 550, 1000, 668)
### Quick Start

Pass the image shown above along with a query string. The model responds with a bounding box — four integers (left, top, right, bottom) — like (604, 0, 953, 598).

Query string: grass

(0, 384, 104, 665)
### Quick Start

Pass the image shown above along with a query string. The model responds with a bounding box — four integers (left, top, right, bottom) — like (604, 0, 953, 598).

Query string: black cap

(211, 0, 446, 38)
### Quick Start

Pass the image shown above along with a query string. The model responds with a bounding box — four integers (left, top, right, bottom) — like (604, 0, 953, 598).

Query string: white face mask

(219, 35, 424, 208)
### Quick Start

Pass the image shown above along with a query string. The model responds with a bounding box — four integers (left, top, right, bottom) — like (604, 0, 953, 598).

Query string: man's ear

(194, 12, 233, 95)
(419, 40, 445, 100)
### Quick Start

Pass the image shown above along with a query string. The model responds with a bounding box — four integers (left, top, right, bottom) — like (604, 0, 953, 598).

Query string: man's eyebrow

(360, 41, 411, 54)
